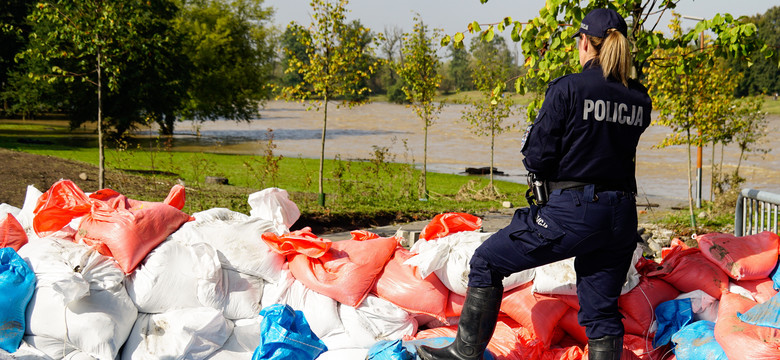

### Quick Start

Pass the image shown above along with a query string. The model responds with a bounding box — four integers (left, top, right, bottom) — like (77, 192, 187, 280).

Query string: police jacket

(521, 59, 652, 192)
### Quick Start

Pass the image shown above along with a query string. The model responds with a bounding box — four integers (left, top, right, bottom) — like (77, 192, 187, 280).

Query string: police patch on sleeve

(521, 124, 533, 152)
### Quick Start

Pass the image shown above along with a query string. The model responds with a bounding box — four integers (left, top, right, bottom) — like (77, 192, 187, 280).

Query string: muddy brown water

(138, 100, 780, 204)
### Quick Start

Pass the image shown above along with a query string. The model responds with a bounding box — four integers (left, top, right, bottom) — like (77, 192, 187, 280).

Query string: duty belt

(547, 181, 628, 193)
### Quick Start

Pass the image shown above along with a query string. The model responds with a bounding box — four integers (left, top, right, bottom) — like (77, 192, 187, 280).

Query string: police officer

(417, 8, 652, 360)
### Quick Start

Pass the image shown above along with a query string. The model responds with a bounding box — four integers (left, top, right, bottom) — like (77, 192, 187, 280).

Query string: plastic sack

(661, 237, 689, 259)
(674, 290, 719, 323)
(733, 277, 778, 303)
(339, 295, 417, 349)
(737, 291, 780, 329)
(420, 212, 482, 241)
(652, 298, 693, 348)
(671, 321, 727, 360)
(372, 246, 450, 322)
(0, 248, 35, 353)
(714, 292, 780, 360)
(163, 184, 186, 210)
(261, 227, 332, 258)
(697, 231, 780, 281)
(0, 213, 27, 251)
(170, 208, 285, 282)
(123, 307, 232, 360)
(248, 187, 300, 230)
(288, 235, 396, 307)
(500, 281, 569, 347)
(252, 304, 327, 360)
(646, 246, 728, 299)
(619, 276, 680, 337)
(206, 317, 263, 360)
(32, 180, 92, 237)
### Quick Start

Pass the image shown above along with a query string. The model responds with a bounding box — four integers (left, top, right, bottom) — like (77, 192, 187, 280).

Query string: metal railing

(735, 188, 780, 236)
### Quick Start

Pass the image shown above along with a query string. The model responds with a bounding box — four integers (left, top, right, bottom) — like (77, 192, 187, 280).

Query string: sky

(264, 0, 777, 49)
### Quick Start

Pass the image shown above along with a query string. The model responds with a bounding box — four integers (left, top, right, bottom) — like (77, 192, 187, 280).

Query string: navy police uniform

(468, 59, 652, 340)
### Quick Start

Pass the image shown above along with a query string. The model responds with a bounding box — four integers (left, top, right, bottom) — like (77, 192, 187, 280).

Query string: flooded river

(148, 100, 780, 203)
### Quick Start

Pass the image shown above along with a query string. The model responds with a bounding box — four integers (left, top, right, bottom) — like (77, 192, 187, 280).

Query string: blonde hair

(587, 29, 632, 86)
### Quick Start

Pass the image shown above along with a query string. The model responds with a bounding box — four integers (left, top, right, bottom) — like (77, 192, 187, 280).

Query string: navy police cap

(572, 8, 628, 39)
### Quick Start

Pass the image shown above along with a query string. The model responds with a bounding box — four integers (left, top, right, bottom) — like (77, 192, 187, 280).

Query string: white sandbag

(0, 203, 21, 217)
(206, 317, 262, 360)
(405, 231, 535, 296)
(247, 187, 301, 231)
(24, 335, 84, 360)
(339, 295, 417, 349)
(1, 339, 54, 360)
(315, 348, 369, 359)
(125, 240, 227, 314)
(261, 270, 351, 350)
(169, 208, 285, 282)
(19, 239, 137, 360)
(729, 281, 756, 301)
(223, 269, 264, 320)
(17, 185, 42, 233)
(532, 243, 643, 296)
(675, 290, 719, 323)
(122, 307, 232, 360)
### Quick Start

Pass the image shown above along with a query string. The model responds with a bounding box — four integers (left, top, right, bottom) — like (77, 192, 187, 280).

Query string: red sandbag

(697, 231, 780, 281)
(0, 213, 27, 251)
(734, 278, 779, 303)
(714, 292, 780, 360)
(163, 184, 186, 210)
(33, 180, 92, 237)
(646, 246, 728, 299)
(350, 230, 380, 241)
(585, 334, 670, 360)
(660, 237, 688, 259)
(372, 246, 450, 322)
(501, 281, 569, 347)
(76, 196, 192, 274)
(445, 291, 465, 317)
(619, 276, 680, 337)
(261, 227, 332, 258)
(420, 212, 482, 240)
(558, 308, 587, 345)
(287, 235, 396, 307)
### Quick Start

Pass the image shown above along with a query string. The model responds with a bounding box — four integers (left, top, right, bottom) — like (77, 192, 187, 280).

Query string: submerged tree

(278, 0, 378, 206)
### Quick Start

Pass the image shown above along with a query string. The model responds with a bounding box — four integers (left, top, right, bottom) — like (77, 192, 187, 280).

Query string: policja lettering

(582, 99, 643, 126)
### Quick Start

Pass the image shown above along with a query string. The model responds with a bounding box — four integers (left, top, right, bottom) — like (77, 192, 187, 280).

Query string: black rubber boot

(587, 335, 623, 360)
(416, 286, 503, 360)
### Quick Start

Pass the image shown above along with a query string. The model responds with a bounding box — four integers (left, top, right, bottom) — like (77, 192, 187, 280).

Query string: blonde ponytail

(587, 29, 632, 86)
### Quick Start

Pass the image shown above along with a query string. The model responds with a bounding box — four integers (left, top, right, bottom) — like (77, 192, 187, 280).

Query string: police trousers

(468, 184, 637, 339)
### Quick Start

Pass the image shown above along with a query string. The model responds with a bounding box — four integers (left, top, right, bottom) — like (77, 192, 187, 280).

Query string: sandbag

(372, 246, 450, 322)
(736, 291, 780, 329)
(76, 190, 192, 274)
(253, 304, 326, 360)
(714, 292, 780, 360)
(420, 212, 482, 241)
(163, 184, 186, 210)
(32, 180, 92, 237)
(170, 208, 285, 283)
(19, 239, 137, 360)
(288, 235, 396, 307)
(405, 231, 534, 296)
(500, 281, 569, 347)
(0, 213, 28, 251)
(653, 298, 693, 348)
(261, 227, 332, 258)
(674, 290, 719, 323)
(558, 307, 588, 345)
(646, 246, 728, 299)
(339, 295, 417, 349)
(413, 317, 521, 360)
(697, 231, 780, 281)
(671, 321, 727, 360)
(125, 240, 227, 314)
(532, 244, 642, 296)
(733, 277, 778, 303)
(316, 348, 370, 360)
(223, 269, 264, 320)
(206, 317, 262, 360)
(0, 339, 51, 359)
(618, 276, 680, 337)
(123, 307, 232, 360)
(0, 248, 35, 353)
(247, 187, 300, 231)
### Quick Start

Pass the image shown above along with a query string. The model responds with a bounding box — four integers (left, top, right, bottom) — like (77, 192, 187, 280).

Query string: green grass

(763, 96, 780, 115)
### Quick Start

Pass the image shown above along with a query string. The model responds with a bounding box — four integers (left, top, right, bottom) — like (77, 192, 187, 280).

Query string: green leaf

(471, 21, 482, 33)
(483, 27, 494, 42)
(441, 35, 451, 47)
(453, 32, 464, 44)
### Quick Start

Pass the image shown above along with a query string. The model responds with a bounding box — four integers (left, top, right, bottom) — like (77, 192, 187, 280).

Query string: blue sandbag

(671, 321, 727, 360)
(737, 291, 780, 329)
(252, 304, 327, 360)
(770, 258, 780, 291)
(0, 248, 36, 353)
(367, 338, 495, 360)
(653, 298, 693, 348)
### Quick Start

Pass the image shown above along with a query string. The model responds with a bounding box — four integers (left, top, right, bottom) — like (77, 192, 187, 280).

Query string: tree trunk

(489, 120, 495, 188)
(97, 49, 105, 189)
(710, 140, 715, 203)
(686, 128, 695, 228)
(318, 94, 328, 206)
(421, 115, 428, 200)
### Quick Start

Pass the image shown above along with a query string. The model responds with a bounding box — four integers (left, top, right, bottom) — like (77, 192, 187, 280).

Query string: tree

(461, 36, 517, 195)
(20, 0, 177, 188)
(278, 0, 378, 206)
(731, 6, 780, 96)
(397, 16, 443, 200)
(0, 0, 33, 114)
(447, 43, 472, 92)
(279, 25, 310, 88)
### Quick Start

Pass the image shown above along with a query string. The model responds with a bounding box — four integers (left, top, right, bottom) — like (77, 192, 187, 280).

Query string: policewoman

(418, 8, 652, 360)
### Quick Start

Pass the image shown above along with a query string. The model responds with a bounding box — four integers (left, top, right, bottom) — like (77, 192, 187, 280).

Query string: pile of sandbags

(2, 179, 780, 360)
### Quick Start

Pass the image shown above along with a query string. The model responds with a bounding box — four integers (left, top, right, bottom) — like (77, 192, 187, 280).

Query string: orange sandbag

(163, 184, 186, 210)
(646, 246, 728, 299)
(501, 281, 569, 347)
(372, 246, 450, 322)
(33, 179, 92, 237)
(619, 276, 680, 337)
(350, 230, 380, 241)
(420, 212, 482, 240)
(261, 227, 332, 258)
(661, 238, 689, 259)
(445, 291, 465, 318)
(287, 235, 397, 307)
(734, 277, 779, 303)
(697, 231, 780, 281)
(0, 213, 27, 251)
(558, 308, 587, 345)
(76, 196, 192, 274)
(585, 334, 671, 360)
(714, 292, 780, 360)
